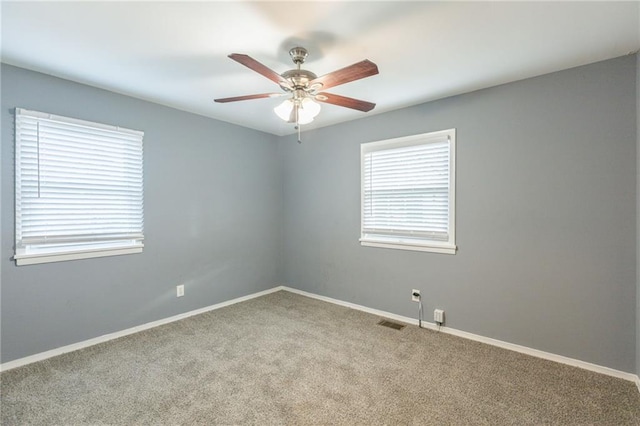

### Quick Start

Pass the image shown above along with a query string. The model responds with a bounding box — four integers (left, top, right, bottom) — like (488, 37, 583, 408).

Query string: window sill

(14, 246, 143, 266)
(360, 239, 457, 254)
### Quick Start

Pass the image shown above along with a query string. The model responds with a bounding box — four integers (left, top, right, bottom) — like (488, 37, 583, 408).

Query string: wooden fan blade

(309, 60, 378, 90)
(228, 54, 289, 87)
(214, 93, 283, 103)
(316, 92, 376, 112)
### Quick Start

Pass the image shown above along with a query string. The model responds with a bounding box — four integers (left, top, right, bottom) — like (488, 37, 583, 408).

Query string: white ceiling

(2, 1, 639, 136)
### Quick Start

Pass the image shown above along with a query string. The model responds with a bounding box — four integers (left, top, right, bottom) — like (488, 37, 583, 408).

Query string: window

(361, 129, 456, 254)
(14, 108, 144, 265)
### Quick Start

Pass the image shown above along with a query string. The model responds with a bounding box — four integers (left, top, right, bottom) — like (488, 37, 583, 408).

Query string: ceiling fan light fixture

(300, 97, 321, 119)
(296, 110, 314, 125)
(274, 99, 294, 121)
(274, 97, 321, 125)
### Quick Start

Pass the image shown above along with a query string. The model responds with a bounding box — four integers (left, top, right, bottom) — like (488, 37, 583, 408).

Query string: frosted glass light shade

(300, 98, 321, 118)
(274, 97, 321, 124)
(274, 99, 294, 121)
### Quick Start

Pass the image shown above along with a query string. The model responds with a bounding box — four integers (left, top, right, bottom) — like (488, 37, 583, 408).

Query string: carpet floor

(1, 290, 639, 425)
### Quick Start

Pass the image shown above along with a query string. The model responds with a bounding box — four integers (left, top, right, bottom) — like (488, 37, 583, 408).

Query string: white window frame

(14, 108, 144, 266)
(360, 129, 456, 254)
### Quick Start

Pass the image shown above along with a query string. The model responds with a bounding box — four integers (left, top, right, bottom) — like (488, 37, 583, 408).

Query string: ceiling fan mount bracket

(289, 47, 309, 65)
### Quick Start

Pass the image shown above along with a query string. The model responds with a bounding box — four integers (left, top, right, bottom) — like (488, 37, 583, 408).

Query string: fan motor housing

(281, 69, 318, 89)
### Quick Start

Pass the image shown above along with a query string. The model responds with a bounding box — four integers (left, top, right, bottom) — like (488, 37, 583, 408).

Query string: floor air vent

(377, 320, 405, 330)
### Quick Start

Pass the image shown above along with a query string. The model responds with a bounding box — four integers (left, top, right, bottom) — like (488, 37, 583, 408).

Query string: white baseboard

(280, 286, 639, 384)
(0, 286, 282, 372)
(3, 284, 639, 392)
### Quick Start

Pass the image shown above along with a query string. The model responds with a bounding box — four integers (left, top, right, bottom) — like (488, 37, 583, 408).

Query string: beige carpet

(1, 290, 639, 425)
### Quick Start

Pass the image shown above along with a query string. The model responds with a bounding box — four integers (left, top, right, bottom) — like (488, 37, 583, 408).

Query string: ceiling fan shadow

(277, 32, 337, 64)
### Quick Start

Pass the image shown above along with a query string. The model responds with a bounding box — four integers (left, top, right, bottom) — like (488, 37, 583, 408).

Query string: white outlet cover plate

(434, 309, 444, 323)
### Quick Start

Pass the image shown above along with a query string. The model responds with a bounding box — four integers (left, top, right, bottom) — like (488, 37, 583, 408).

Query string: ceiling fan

(215, 47, 379, 141)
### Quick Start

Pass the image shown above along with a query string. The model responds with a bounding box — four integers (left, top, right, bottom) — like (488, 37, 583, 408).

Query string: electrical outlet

(411, 289, 421, 302)
(176, 284, 184, 297)
(434, 309, 444, 324)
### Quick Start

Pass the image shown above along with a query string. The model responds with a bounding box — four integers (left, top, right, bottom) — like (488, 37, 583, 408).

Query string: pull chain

(296, 105, 302, 143)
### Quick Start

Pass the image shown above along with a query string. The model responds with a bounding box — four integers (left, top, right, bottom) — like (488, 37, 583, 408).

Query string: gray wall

(637, 50, 640, 377)
(1, 64, 282, 363)
(280, 55, 638, 373)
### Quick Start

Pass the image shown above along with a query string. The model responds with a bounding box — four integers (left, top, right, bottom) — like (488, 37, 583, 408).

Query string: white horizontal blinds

(363, 137, 450, 242)
(15, 108, 144, 254)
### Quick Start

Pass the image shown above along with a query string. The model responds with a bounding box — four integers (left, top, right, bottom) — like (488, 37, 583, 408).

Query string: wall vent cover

(377, 320, 405, 330)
